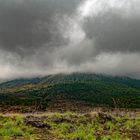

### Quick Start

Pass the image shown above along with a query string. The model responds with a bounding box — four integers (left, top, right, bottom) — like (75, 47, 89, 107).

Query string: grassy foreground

(0, 112, 139, 140)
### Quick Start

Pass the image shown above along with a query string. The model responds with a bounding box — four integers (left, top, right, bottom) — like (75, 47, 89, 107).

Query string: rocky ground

(0, 111, 139, 140)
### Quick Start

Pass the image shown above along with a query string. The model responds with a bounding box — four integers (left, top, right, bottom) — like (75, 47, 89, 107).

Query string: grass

(33, 112, 140, 140)
(0, 115, 36, 140)
(0, 112, 139, 140)
(43, 114, 140, 140)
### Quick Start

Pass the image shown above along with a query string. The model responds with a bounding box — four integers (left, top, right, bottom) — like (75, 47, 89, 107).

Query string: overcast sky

(0, 0, 140, 80)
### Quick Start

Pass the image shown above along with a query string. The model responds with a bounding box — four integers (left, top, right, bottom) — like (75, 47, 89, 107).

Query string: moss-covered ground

(0, 112, 139, 140)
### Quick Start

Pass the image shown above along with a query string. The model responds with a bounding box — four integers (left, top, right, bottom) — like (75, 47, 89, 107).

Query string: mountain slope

(1, 73, 140, 88)
(0, 73, 140, 111)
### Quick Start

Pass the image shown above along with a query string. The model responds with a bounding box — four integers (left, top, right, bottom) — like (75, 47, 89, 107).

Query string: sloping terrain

(1, 73, 140, 88)
(0, 73, 140, 112)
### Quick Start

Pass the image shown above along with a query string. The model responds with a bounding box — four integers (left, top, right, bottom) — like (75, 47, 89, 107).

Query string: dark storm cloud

(1, 0, 140, 79)
(0, 0, 81, 55)
(83, 10, 140, 54)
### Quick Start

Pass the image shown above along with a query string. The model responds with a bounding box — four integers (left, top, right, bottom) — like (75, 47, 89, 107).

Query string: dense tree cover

(0, 73, 140, 109)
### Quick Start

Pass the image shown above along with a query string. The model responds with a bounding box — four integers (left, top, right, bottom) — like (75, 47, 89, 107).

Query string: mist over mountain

(0, 1, 140, 139)
(0, 0, 140, 79)
(1, 73, 140, 88)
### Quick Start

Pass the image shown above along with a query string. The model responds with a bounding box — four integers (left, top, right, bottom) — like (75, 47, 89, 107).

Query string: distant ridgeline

(0, 73, 140, 110)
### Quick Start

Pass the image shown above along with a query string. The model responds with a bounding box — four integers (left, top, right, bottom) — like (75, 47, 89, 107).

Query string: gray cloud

(0, 0, 140, 80)
(0, 0, 81, 55)
(83, 10, 140, 54)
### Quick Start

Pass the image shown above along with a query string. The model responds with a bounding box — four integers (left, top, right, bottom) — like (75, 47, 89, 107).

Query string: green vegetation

(42, 81, 140, 108)
(0, 115, 36, 140)
(0, 73, 140, 110)
(12, 112, 140, 140)
(0, 112, 139, 140)
(0, 74, 139, 139)
(44, 112, 140, 140)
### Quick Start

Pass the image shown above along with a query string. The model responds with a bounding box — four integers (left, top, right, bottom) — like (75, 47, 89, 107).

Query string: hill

(1, 73, 140, 88)
(0, 73, 140, 112)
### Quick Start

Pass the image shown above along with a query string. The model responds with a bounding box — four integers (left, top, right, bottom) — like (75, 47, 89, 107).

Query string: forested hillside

(0, 73, 140, 111)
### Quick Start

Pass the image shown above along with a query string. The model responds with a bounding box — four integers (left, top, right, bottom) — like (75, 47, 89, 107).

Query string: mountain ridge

(1, 73, 140, 89)
(0, 73, 140, 110)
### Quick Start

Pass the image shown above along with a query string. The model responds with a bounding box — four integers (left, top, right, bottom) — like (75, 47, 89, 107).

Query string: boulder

(25, 116, 51, 128)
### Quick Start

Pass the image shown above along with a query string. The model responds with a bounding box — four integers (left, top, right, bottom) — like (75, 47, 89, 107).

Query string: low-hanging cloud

(0, 0, 140, 80)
